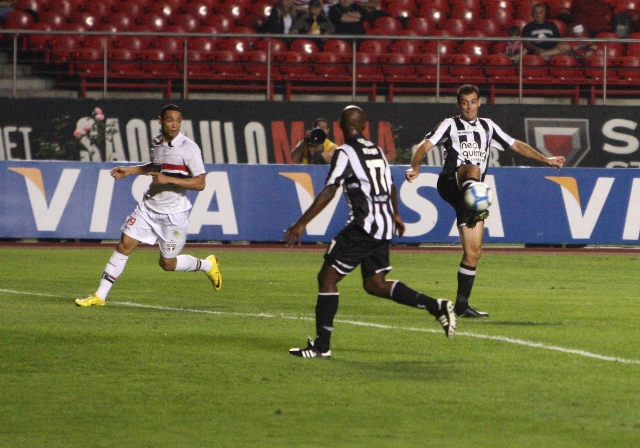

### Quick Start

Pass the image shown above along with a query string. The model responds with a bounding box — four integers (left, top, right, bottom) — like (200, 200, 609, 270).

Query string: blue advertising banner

(2, 161, 640, 245)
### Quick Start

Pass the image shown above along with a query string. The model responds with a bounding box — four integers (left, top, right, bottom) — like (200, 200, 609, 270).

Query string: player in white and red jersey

(406, 85, 564, 318)
(75, 104, 221, 306)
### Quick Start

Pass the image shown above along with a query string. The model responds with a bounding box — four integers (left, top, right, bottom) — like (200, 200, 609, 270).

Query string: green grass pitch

(1, 245, 640, 447)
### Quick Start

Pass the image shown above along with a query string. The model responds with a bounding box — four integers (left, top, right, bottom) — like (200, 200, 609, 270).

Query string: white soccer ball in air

(464, 182, 493, 212)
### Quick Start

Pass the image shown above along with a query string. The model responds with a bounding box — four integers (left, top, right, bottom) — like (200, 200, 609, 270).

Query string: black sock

(456, 263, 476, 310)
(315, 293, 339, 352)
(390, 281, 439, 315)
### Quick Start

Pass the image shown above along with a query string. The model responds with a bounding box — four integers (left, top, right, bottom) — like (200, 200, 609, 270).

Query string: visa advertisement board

(2, 161, 640, 245)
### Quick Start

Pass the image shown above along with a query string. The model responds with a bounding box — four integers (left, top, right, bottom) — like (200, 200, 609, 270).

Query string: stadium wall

(2, 99, 640, 167)
(3, 161, 640, 245)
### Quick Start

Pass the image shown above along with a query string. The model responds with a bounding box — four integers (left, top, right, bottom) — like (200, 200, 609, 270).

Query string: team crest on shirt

(525, 118, 590, 167)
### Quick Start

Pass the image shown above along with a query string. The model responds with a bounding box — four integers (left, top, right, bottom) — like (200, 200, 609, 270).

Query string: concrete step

(0, 77, 54, 90)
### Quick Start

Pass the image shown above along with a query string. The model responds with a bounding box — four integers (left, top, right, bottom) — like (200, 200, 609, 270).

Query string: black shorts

(437, 171, 473, 227)
(324, 224, 391, 279)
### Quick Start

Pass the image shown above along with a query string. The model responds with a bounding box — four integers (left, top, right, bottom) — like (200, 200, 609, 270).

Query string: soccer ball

(464, 182, 493, 212)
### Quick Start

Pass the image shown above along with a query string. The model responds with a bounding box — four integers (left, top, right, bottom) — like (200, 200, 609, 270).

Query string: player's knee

(159, 257, 176, 271)
(363, 278, 385, 297)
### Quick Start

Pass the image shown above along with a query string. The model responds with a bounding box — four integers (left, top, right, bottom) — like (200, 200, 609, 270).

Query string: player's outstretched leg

(205, 255, 222, 291)
(289, 337, 332, 358)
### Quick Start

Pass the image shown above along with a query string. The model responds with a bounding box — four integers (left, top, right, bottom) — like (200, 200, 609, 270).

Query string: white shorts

(122, 203, 189, 258)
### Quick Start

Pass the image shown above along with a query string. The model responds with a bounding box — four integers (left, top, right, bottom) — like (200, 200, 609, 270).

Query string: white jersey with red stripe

(144, 132, 206, 214)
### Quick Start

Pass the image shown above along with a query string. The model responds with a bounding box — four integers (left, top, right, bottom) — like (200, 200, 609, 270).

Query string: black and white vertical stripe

(425, 116, 515, 179)
(326, 134, 395, 240)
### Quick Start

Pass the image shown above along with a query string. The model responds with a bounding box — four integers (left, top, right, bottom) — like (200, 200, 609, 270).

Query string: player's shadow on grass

(341, 359, 457, 380)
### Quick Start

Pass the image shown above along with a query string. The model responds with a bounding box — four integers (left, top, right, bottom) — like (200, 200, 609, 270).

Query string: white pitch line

(111, 301, 640, 366)
(2, 289, 639, 365)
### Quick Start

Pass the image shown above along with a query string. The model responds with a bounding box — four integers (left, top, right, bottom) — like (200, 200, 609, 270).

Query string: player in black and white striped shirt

(406, 84, 565, 318)
(284, 105, 456, 358)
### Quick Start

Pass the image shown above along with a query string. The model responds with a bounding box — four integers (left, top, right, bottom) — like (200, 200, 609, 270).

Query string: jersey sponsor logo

(460, 141, 484, 163)
(525, 118, 590, 167)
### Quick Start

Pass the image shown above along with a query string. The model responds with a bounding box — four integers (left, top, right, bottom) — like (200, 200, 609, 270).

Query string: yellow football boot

(205, 255, 222, 291)
(75, 294, 106, 307)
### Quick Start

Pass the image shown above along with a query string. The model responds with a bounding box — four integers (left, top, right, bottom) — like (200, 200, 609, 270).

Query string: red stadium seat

(112, 2, 142, 19)
(626, 32, 640, 55)
(406, 17, 430, 36)
(549, 55, 582, 80)
(418, 7, 446, 28)
(472, 19, 499, 37)
(584, 54, 616, 80)
(140, 13, 168, 32)
(74, 47, 105, 76)
(441, 18, 465, 36)
(372, 16, 403, 35)
(350, 52, 384, 81)
(170, 13, 200, 32)
(27, 22, 54, 50)
(386, 5, 413, 21)
(522, 54, 550, 79)
(615, 55, 640, 79)
(458, 41, 490, 58)
(247, 1, 273, 30)
(313, 51, 350, 78)
(145, 48, 179, 75)
(4, 10, 35, 29)
(38, 12, 65, 29)
(323, 39, 352, 62)
(51, 35, 81, 62)
(148, 1, 176, 19)
(445, 53, 482, 78)
(358, 40, 389, 61)
(289, 39, 319, 60)
(413, 52, 440, 78)
(390, 39, 422, 56)
(547, 0, 572, 18)
(189, 36, 217, 54)
(105, 13, 135, 31)
(242, 49, 271, 77)
(595, 32, 626, 58)
(202, 14, 234, 32)
(482, 53, 518, 79)
(258, 38, 288, 56)
(380, 52, 416, 78)
(211, 50, 245, 76)
(44, 0, 74, 16)
(183, 0, 214, 23)
(276, 51, 314, 78)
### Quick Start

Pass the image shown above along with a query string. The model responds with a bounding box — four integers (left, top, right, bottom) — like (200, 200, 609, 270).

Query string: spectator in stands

(353, 0, 387, 27)
(291, 0, 335, 35)
(500, 26, 526, 63)
(328, 0, 368, 35)
(267, 0, 301, 35)
(291, 118, 337, 164)
(522, 3, 570, 60)
(569, 23, 601, 58)
(0, 0, 15, 24)
(569, 0, 612, 37)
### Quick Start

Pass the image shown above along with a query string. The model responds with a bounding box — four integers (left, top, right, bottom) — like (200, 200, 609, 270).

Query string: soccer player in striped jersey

(284, 105, 456, 359)
(75, 104, 221, 307)
(405, 84, 565, 318)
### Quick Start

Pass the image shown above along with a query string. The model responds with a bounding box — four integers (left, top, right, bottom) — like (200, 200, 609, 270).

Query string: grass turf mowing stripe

(4, 288, 639, 366)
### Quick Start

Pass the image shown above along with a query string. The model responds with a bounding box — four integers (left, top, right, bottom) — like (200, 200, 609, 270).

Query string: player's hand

(394, 215, 406, 237)
(110, 166, 130, 179)
(282, 222, 305, 246)
(405, 168, 418, 182)
(148, 172, 168, 184)
(548, 156, 566, 170)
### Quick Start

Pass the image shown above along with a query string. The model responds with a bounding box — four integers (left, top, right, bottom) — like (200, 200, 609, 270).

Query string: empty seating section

(2, 0, 640, 103)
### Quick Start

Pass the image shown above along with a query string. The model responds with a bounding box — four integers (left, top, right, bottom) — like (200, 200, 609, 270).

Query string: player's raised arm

(405, 140, 436, 182)
(510, 140, 566, 170)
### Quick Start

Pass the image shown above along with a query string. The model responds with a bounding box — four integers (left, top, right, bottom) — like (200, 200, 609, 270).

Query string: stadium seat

(424, 33, 457, 58)
(112, 2, 142, 19)
(117, 35, 151, 54)
(51, 35, 80, 63)
(216, 0, 249, 22)
(613, 0, 639, 12)
(406, 17, 430, 36)
(380, 52, 416, 78)
(485, 8, 513, 31)
(275, 51, 314, 78)
(148, 1, 176, 19)
(323, 39, 352, 62)
(189, 36, 217, 55)
(549, 19, 567, 36)
(145, 48, 179, 75)
(13, 0, 41, 15)
(413, 52, 440, 78)
(358, 40, 389, 62)
(258, 38, 288, 56)
(549, 55, 582, 80)
(350, 52, 384, 81)
(38, 12, 65, 29)
(69, 12, 99, 30)
(418, 7, 446, 29)
(44, 0, 74, 16)
(27, 22, 54, 51)
(202, 14, 234, 33)
(372, 16, 403, 35)
(390, 39, 423, 56)
(247, 1, 273, 31)
(472, 19, 499, 37)
(105, 13, 135, 31)
(522, 54, 550, 79)
(626, 32, 640, 55)
(4, 10, 35, 29)
(615, 55, 640, 79)
(74, 47, 105, 76)
(242, 49, 271, 77)
(313, 51, 350, 78)
(289, 39, 319, 60)
(183, 0, 214, 23)
(584, 54, 616, 80)
(140, 13, 168, 32)
(170, 13, 200, 32)
(211, 50, 245, 76)
(595, 32, 625, 58)
(441, 18, 465, 36)
(458, 41, 490, 58)
(445, 53, 482, 78)
(482, 53, 518, 79)
(547, 0, 571, 18)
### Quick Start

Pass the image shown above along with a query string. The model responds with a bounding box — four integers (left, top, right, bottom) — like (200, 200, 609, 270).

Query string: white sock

(95, 251, 129, 301)
(175, 255, 212, 272)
